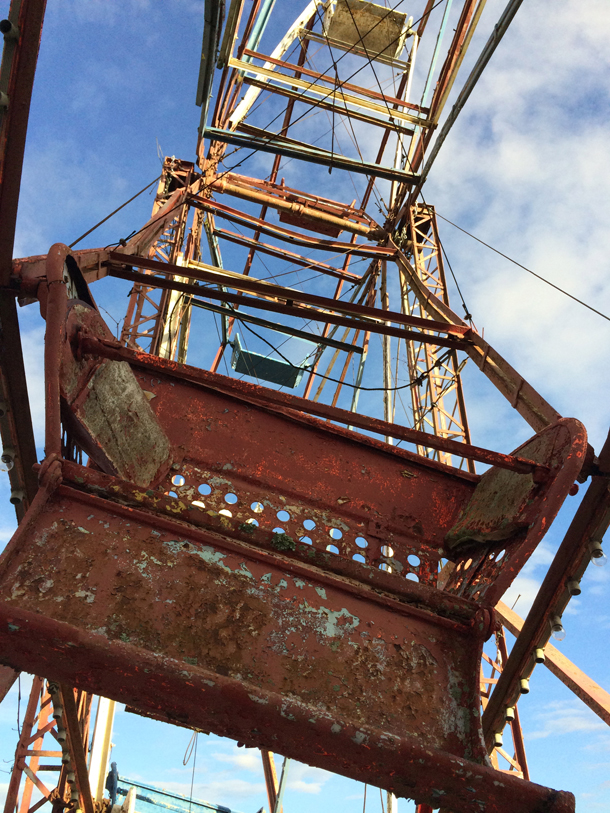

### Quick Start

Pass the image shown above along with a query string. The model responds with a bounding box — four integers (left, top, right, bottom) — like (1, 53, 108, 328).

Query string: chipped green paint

(163, 539, 230, 573)
(298, 601, 360, 638)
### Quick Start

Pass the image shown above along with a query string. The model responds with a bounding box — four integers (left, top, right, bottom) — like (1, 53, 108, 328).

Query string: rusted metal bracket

(483, 426, 610, 745)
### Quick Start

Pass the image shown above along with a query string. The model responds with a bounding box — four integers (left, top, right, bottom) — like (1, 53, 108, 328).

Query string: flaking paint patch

(300, 602, 360, 638)
(239, 563, 254, 579)
(74, 589, 96, 603)
(163, 540, 231, 573)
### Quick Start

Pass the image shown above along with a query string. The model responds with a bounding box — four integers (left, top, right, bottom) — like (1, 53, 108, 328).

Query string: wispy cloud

(526, 699, 606, 741)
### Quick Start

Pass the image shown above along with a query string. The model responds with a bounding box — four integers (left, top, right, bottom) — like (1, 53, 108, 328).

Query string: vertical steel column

(121, 159, 193, 356)
(402, 203, 474, 470)
(3, 678, 93, 813)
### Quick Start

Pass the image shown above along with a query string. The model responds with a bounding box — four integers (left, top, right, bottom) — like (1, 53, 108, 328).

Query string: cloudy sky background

(0, 0, 609, 810)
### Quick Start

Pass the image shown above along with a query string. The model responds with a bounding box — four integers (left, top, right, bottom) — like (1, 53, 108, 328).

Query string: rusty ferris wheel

(0, 1, 609, 813)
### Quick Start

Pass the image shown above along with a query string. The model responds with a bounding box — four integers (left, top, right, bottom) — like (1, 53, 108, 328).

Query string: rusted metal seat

(0, 248, 581, 813)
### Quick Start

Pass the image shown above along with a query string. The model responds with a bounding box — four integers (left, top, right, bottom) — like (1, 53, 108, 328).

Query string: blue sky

(1, 0, 610, 810)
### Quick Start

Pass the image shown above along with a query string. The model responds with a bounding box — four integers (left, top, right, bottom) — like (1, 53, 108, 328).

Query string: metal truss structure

(1, 1, 610, 813)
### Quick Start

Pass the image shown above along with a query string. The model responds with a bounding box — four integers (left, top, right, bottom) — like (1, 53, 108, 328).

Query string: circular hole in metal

(172, 474, 185, 486)
(381, 545, 394, 557)
(326, 544, 339, 554)
(277, 510, 290, 522)
(300, 536, 313, 545)
(406, 572, 420, 582)
(225, 493, 238, 504)
(246, 518, 258, 527)
(251, 501, 264, 513)
(273, 527, 285, 534)
(352, 553, 366, 563)
(465, 558, 473, 569)
(355, 537, 368, 548)
(168, 491, 178, 499)
(198, 484, 212, 496)
(408, 554, 421, 567)
(329, 528, 343, 540)
(496, 549, 506, 562)
(219, 509, 232, 518)
(379, 563, 392, 572)
(303, 519, 316, 531)
(192, 500, 205, 509)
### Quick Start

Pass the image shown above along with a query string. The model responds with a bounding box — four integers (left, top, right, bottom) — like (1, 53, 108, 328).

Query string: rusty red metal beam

(105, 263, 468, 349)
(78, 331, 549, 478)
(0, 0, 47, 287)
(482, 427, 610, 745)
(112, 265, 465, 351)
(2, 675, 45, 813)
(107, 251, 469, 337)
(0, 0, 47, 516)
(213, 228, 361, 281)
(0, 295, 38, 515)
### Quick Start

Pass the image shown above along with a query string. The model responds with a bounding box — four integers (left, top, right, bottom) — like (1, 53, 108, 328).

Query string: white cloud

(150, 778, 265, 801)
(213, 749, 262, 773)
(526, 699, 606, 741)
(286, 762, 331, 795)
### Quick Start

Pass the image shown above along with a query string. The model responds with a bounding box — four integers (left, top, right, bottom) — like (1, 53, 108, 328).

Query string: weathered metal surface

(79, 328, 570, 480)
(0, 481, 574, 812)
(0, 293, 585, 811)
(0, 481, 487, 757)
(444, 418, 587, 605)
(483, 427, 610, 744)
